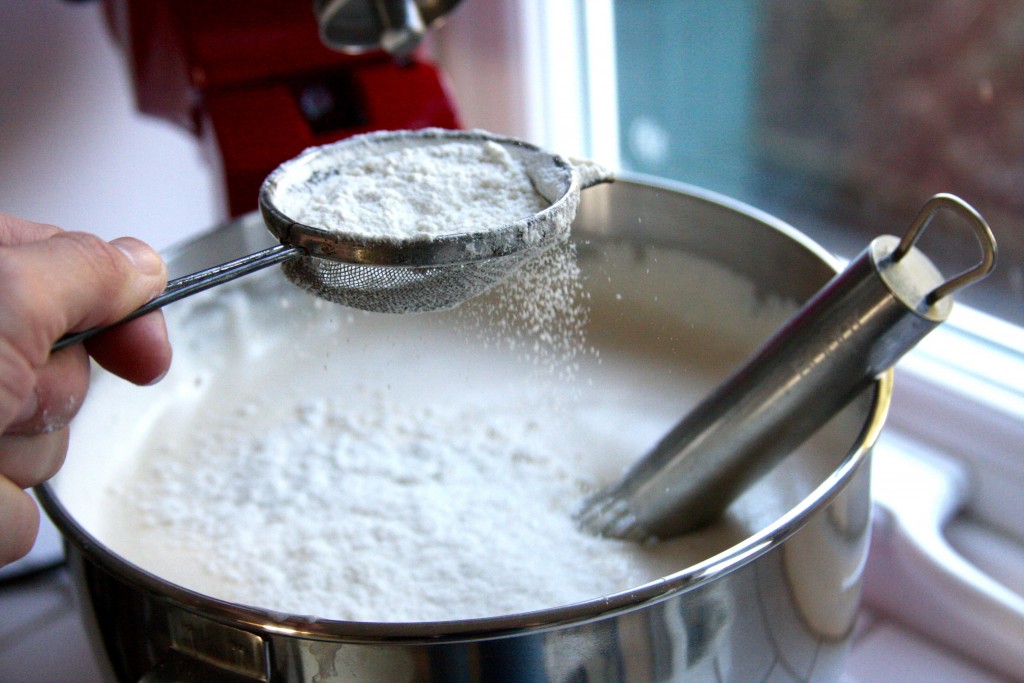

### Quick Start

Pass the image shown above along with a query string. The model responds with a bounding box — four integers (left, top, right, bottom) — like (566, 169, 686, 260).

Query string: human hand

(0, 212, 172, 567)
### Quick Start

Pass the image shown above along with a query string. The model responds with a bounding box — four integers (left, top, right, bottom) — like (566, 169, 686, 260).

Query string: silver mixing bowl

(38, 177, 891, 682)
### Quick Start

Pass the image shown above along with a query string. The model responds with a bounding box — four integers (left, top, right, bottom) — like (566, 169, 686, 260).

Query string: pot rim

(35, 175, 893, 644)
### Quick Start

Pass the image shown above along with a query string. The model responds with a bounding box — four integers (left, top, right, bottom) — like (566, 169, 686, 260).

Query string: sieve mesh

(281, 248, 541, 313)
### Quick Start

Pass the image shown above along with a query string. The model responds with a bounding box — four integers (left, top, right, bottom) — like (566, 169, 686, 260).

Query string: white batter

(56, 245, 846, 623)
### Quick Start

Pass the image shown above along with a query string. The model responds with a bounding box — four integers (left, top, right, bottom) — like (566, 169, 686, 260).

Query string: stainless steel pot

(38, 177, 891, 683)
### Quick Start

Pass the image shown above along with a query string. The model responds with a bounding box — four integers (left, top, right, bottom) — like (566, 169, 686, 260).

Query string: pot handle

(138, 649, 267, 683)
(137, 609, 270, 683)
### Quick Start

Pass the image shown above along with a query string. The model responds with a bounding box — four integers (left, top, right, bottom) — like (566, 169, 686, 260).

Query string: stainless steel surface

(53, 129, 607, 348)
(313, 0, 463, 56)
(38, 177, 891, 682)
(578, 194, 998, 543)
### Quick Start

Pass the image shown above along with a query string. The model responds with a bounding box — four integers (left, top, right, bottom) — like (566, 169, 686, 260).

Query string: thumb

(0, 232, 168, 362)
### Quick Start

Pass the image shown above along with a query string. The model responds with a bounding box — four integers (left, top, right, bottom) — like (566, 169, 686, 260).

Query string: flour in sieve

(278, 131, 595, 379)
(283, 139, 550, 240)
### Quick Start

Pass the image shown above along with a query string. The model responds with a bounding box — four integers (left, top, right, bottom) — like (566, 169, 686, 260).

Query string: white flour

(113, 390, 658, 622)
(281, 139, 550, 240)
(63, 244, 824, 624)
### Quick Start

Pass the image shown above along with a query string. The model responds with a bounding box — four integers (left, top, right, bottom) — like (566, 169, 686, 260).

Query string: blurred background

(611, 0, 1023, 326)
(0, 1, 218, 250)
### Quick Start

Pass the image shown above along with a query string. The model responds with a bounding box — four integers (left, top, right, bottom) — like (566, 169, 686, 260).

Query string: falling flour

(458, 240, 595, 388)
(278, 137, 551, 240)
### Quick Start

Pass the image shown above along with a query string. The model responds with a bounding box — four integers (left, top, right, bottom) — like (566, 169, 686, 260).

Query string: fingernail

(144, 365, 171, 387)
(112, 237, 165, 278)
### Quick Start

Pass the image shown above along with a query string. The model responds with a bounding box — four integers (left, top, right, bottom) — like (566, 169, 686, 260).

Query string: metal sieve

(53, 129, 611, 350)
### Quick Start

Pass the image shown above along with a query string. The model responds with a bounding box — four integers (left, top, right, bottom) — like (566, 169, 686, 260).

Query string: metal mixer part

(313, 0, 464, 56)
(577, 193, 998, 543)
(52, 129, 608, 350)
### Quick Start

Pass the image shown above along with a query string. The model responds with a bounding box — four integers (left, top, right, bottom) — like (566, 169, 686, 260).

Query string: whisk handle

(52, 244, 303, 352)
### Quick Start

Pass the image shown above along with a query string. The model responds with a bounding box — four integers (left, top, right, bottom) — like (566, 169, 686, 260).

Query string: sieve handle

(51, 244, 303, 352)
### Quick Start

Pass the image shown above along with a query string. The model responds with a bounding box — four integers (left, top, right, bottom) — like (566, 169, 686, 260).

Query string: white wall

(0, 1, 219, 251)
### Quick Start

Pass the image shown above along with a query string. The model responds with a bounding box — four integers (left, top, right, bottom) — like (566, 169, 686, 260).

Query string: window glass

(612, 0, 1023, 326)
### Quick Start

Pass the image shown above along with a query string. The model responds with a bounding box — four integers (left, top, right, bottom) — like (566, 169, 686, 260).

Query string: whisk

(577, 193, 997, 543)
(53, 129, 611, 351)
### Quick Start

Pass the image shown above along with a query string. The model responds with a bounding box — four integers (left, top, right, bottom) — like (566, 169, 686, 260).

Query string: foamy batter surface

(61, 246, 821, 623)
(112, 387, 672, 621)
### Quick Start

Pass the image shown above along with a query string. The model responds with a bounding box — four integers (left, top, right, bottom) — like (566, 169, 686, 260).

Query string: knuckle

(0, 250, 56, 357)
(59, 232, 126, 283)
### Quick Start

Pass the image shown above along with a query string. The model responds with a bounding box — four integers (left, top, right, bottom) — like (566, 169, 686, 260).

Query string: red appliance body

(103, 0, 461, 216)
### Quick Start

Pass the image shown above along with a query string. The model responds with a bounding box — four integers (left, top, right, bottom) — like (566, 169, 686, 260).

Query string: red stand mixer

(102, 0, 462, 217)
